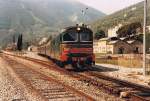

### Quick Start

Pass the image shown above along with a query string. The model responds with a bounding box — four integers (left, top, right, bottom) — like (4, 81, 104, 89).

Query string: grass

(96, 56, 143, 68)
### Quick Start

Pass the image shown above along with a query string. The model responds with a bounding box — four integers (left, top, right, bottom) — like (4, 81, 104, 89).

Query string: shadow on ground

(89, 65, 119, 72)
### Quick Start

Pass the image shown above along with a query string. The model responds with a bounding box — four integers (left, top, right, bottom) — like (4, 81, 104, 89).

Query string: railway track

(78, 71, 150, 101)
(2, 55, 94, 101)
(3, 52, 150, 101)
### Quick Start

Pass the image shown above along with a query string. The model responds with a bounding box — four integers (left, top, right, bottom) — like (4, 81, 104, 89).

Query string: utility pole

(143, 0, 147, 76)
(82, 8, 88, 24)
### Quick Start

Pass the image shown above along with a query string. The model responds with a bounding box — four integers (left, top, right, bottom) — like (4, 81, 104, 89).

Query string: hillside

(0, 0, 105, 47)
(92, 1, 150, 33)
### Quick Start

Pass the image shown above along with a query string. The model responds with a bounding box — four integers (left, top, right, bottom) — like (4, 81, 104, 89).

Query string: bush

(94, 30, 105, 40)
(117, 22, 142, 37)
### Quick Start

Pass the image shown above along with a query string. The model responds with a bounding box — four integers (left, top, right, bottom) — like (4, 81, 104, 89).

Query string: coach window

(63, 32, 78, 42)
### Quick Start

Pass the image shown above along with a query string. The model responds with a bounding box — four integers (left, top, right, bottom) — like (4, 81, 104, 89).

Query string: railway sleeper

(102, 86, 120, 95)
(38, 88, 65, 92)
(130, 94, 150, 101)
(44, 95, 77, 99)
(46, 96, 84, 101)
(40, 90, 69, 94)
(42, 93, 75, 98)
(81, 79, 121, 95)
(42, 92, 74, 95)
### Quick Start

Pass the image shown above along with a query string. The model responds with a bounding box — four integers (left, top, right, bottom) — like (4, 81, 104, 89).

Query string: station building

(28, 45, 38, 52)
(94, 23, 143, 54)
(5, 43, 17, 51)
(147, 26, 150, 32)
(127, 40, 143, 54)
(93, 38, 143, 54)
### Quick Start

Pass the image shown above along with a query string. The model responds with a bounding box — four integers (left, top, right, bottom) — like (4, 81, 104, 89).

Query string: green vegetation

(116, 22, 142, 37)
(96, 56, 142, 68)
(17, 34, 23, 51)
(0, 0, 105, 48)
(146, 33, 150, 52)
(94, 30, 105, 40)
(92, 1, 150, 33)
(0, 17, 10, 29)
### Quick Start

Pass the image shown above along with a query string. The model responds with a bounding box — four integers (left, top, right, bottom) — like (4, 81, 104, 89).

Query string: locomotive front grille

(68, 53, 91, 57)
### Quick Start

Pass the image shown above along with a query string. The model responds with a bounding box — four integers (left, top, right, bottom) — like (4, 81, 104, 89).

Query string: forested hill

(92, 1, 150, 33)
(0, 0, 106, 47)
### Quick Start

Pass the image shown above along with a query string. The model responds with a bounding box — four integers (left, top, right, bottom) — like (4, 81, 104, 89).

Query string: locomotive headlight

(77, 27, 81, 31)
(63, 47, 70, 51)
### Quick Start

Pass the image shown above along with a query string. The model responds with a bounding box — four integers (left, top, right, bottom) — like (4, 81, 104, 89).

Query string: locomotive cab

(60, 25, 95, 68)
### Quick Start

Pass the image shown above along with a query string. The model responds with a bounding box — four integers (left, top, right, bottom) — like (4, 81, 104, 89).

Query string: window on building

(118, 47, 124, 54)
(134, 47, 139, 53)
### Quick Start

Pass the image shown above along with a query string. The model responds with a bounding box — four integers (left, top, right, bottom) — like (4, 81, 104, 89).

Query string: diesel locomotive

(38, 24, 95, 68)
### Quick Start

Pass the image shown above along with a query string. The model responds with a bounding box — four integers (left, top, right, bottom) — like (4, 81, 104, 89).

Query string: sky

(75, 0, 144, 14)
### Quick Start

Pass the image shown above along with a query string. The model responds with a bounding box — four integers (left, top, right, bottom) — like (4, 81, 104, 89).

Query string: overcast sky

(75, 0, 144, 14)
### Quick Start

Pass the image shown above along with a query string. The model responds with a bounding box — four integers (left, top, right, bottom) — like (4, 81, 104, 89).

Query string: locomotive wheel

(77, 63, 82, 69)
(72, 63, 77, 68)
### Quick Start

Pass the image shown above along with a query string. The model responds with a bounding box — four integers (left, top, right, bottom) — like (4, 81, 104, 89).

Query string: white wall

(108, 24, 122, 37)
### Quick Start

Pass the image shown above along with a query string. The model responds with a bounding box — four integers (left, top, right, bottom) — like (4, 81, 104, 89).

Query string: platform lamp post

(143, 0, 147, 76)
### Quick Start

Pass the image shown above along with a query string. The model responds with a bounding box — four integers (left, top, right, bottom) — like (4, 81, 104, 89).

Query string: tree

(13, 35, 15, 43)
(135, 34, 143, 42)
(94, 30, 105, 40)
(146, 33, 150, 53)
(117, 22, 142, 37)
(17, 34, 23, 51)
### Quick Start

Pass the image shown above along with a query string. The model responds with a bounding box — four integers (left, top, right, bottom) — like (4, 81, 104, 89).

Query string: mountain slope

(0, 0, 106, 47)
(92, 1, 150, 33)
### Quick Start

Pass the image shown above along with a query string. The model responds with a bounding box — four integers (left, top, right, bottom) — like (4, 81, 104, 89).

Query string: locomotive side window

(63, 32, 78, 42)
(80, 32, 92, 42)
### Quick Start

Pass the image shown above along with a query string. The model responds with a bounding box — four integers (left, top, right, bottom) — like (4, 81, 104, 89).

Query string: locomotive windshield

(63, 32, 78, 42)
(80, 32, 92, 42)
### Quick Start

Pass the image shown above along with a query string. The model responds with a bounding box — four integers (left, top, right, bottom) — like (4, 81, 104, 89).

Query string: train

(38, 24, 95, 69)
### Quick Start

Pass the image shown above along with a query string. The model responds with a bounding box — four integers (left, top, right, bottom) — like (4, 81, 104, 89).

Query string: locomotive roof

(62, 25, 93, 32)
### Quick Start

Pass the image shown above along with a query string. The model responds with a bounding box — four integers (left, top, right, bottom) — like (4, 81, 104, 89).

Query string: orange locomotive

(38, 24, 95, 68)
